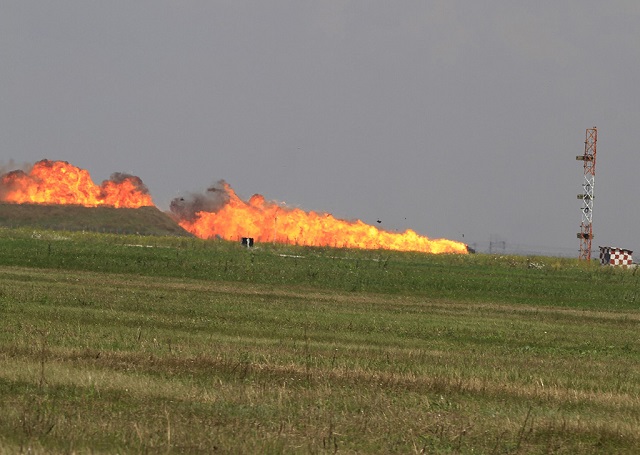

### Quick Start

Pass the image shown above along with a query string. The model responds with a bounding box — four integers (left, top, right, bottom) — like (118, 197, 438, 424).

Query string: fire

(172, 181, 468, 254)
(1, 159, 467, 254)
(0, 160, 153, 208)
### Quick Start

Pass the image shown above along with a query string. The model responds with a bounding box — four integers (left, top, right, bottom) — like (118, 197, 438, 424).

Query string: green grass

(0, 228, 639, 453)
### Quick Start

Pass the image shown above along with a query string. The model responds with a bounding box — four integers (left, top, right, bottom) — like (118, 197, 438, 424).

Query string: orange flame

(173, 181, 468, 254)
(1, 160, 467, 254)
(0, 159, 153, 208)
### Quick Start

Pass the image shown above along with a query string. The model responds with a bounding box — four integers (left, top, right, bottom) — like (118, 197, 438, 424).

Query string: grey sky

(2, 1, 639, 256)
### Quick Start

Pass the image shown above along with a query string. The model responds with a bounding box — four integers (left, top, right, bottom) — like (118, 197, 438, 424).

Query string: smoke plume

(106, 172, 150, 194)
(169, 180, 231, 222)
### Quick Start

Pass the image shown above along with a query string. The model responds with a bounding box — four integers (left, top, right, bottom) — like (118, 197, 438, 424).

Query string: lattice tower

(576, 127, 597, 260)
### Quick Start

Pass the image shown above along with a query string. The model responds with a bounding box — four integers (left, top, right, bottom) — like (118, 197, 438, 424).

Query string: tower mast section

(576, 127, 597, 261)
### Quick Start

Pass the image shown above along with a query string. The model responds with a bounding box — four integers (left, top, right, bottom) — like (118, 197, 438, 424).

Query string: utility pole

(576, 127, 597, 261)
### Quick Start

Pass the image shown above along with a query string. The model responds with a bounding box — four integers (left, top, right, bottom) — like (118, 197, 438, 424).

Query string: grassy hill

(0, 203, 191, 236)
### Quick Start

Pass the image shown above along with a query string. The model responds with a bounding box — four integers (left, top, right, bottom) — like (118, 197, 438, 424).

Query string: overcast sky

(2, 1, 639, 255)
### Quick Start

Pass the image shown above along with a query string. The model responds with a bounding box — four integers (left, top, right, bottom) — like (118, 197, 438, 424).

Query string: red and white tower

(576, 127, 597, 260)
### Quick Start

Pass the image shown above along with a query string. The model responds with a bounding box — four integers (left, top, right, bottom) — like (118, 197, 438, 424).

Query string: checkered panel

(610, 251, 633, 266)
(599, 247, 633, 266)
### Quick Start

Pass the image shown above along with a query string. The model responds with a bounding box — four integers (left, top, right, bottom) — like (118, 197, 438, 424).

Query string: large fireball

(0, 160, 153, 208)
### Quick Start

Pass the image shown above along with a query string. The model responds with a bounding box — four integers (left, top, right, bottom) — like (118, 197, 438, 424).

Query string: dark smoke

(107, 172, 150, 194)
(0, 160, 32, 176)
(0, 167, 30, 201)
(169, 179, 230, 222)
(0, 161, 31, 198)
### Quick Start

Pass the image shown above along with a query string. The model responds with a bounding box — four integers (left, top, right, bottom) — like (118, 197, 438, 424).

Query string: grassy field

(0, 228, 639, 454)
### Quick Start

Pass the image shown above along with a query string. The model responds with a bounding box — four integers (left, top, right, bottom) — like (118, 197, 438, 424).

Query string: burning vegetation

(0, 159, 468, 254)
